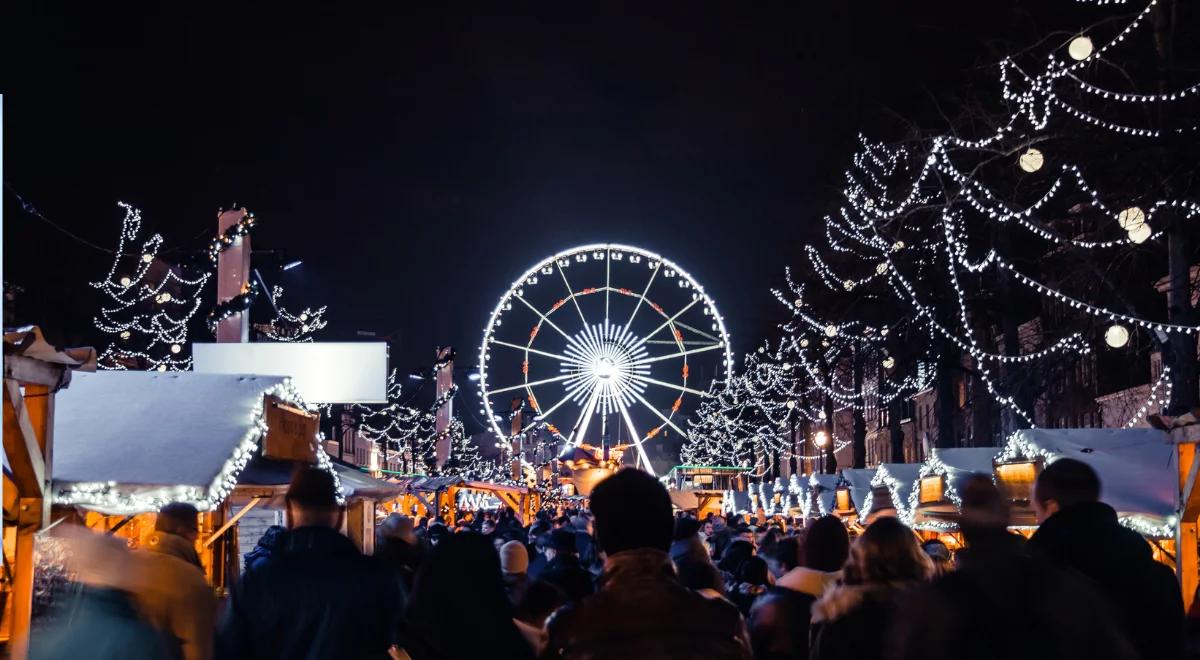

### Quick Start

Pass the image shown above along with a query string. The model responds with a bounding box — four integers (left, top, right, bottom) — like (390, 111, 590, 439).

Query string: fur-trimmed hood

(811, 581, 917, 623)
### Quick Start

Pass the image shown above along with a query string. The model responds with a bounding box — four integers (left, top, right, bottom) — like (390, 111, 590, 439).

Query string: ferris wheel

(478, 244, 732, 475)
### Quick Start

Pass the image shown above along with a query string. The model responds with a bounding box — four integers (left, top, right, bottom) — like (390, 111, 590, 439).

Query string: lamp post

(815, 430, 829, 475)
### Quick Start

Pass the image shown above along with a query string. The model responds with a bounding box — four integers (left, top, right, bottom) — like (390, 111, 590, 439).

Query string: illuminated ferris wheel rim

(477, 243, 734, 467)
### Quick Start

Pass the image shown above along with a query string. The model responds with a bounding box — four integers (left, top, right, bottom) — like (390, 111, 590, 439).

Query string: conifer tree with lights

(91, 202, 211, 371)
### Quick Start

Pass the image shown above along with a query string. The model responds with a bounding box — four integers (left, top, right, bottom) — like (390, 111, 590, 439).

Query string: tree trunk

(935, 347, 959, 448)
(852, 349, 867, 468)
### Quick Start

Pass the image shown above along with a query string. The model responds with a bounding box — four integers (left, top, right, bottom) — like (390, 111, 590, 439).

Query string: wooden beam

(9, 499, 43, 660)
(1182, 444, 1200, 521)
(1180, 522, 1198, 611)
(410, 491, 436, 518)
(3, 380, 47, 499)
(204, 497, 263, 549)
(3, 354, 69, 390)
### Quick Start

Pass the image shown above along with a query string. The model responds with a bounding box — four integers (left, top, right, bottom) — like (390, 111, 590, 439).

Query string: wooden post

(433, 347, 454, 469)
(3, 355, 66, 660)
(510, 398, 524, 482)
(215, 208, 252, 344)
(345, 500, 375, 555)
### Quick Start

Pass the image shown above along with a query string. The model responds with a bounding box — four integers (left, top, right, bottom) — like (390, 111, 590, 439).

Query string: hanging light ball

(799, 338, 810, 348)
(119, 276, 132, 287)
(299, 313, 309, 322)
(1068, 36, 1094, 61)
(1018, 148, 1044, 173)
(882, 356, 896, 370)
(1117, 206, 1146, 231)
(818, 410, 827, 420)
(141, 253, 154, 263)
(157, 364, 168, 372)
(786, 400, 796, 410)
(1104, 324, 1130, 348)
(170, 344, 182, 354)
(843, 279, 855, 291)
(876, 262, 889, 275)
(119, 330, 131, 340)
(1127, 222, 1152, 244)
(892, 241, 905, 252)
(824, 325, 837, 337)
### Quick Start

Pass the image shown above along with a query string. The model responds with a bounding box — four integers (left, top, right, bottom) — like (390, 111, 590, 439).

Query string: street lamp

(815, 430, 829, 474)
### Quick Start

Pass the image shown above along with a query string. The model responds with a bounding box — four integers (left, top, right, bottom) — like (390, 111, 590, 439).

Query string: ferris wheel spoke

(513, 295, 574, 341)
(605, 252, 612, 327)
(490, 339, 587, 365)
(644, 339, 723, 345)
(628, 373, 709, 398)
(616, 399, 656, 476)
(555, 262, 590, 328)
(629, 388, 692, 441)
(631, 342, 725, 366)
(631, 297, 701, 351)
(625, 262, 661, 330)
(488, 373, 577, 395)
(671, 320, 721, 343)
(567, 385, 602, 446)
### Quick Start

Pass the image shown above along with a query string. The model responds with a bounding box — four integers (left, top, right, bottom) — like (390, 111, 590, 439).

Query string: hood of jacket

(599, 548, 676, 590)
(145, 531, 201, 568)
(776, 566, 840, 598)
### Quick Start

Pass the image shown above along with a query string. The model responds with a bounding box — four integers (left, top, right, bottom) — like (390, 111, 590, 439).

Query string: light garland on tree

(256, 285, 328, 342)
(91, 203, 211, 372)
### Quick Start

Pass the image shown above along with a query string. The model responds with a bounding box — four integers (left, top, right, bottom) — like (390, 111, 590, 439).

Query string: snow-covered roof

(842, 468, 876, 513)
(809, 473, 840, 518)
(1001, 428, 1176, 536)
(52, 371, 325, 514)
(862, 463, 922, 522)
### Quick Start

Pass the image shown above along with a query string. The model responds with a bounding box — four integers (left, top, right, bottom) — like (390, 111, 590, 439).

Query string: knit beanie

(500, 540, 529, 574)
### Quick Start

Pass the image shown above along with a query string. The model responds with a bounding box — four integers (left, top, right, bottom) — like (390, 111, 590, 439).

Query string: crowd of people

(31, 458, 1189, 660)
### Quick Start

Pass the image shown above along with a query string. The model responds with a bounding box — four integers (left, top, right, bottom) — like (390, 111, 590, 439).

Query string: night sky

(3, 2, 1082, 395)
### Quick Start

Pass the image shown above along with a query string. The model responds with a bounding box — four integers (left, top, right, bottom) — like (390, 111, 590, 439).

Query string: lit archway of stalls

(993, 429, 1179, 582)
(859, 463, 922, 526)
(908, 447, 997, 549)
(48, 371, 338, 593)
(386, 475, 537, 526)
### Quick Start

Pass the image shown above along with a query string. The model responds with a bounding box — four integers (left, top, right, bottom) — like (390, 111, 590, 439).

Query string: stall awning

(1004, 428, 1176, 535)
(51, 371, 316, 514)
(842, 468, 876, 513)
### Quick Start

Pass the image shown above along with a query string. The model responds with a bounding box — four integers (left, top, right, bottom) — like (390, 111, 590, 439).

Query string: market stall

(390, 475, 536, 525)
(838, 468, 876, 524)
(911, 447, 997, 532)
(858, 463, 922, 525)
(49, 371, 332, 590)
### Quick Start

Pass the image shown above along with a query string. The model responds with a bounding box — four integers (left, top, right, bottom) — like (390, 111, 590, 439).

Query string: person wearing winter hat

(501, 540, 532, 607)
(539, 529, 594, 603)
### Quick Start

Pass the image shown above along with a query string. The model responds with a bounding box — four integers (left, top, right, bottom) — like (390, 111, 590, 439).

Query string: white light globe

(1127, 222, 1152, 244)
(1117, 206, 1145, 231)
(1104, 324, 1130, 348)
(1018, 148, 1044, 173)
(1068, 36, 1094, 61)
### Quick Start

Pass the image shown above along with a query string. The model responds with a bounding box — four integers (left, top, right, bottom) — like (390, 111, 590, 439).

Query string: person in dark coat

(727, 556, 771, 616)
(402, 532, 536, 659)
(539, 528, 595, 602)
(374, 513, 425, 593)
(889, 474, 1140, 660)
(242, 525, 286, 575)
(1026, 458, 1184, 660)
(32, 528, 172, 660)
(748, 515, 849, 660)
(544, 469, 752, 659)
(809, 517, 932, 660)
(215, 468, 404, 660)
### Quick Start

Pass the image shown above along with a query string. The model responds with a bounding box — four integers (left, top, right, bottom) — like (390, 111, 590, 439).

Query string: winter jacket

(540, 554, 596, 603)
(728, 581, 769, 617)
(131, 531, 218, 660)
(888, 531, 1139, 660)
(748, 568, 839, 660)
(375, 535, 425, 593)
(503, 571, 532, 607)
(810, 582, 917, 660)
(543, 548, 752, 660)
(32, 586, 172, 660)
(215, 526, 404, 660)
(242, 526, 286, 575)
(1028, 501, 1184, 660)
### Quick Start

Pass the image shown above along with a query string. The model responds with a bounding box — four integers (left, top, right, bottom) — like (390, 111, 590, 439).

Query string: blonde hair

(842, 517, 932, 585)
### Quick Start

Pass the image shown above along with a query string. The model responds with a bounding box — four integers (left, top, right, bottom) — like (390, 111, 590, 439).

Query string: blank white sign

(193, 342, 389, 403)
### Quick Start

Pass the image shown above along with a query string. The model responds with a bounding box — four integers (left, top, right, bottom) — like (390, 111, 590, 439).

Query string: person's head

(545, 527, 577, 560)
(717, 539, 756, 574)
(673, 516, 702, 542)
(711, 515, 727, 531)
(737, 556, 770, 586)
(156, 502, 200, 543)
(378, 513, 417, 544)
(773, 536, 802, 572)
(1033, 458, 1101, 523)
(481, 519, 496, 535)
(589, 468, 674, 556)
(921, 539, 953, 576)
(959, 474, 1010, 541)
(803, 515, 851, 572)
(676, 557, 726, 595)
(844, 517, 932, 585)
(702, 521, 714, 536)
(427, 523, 449, 547)
(570, 514, 593, 535)
(499, 540, 529, 576)
(285, 467, 343, 530)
